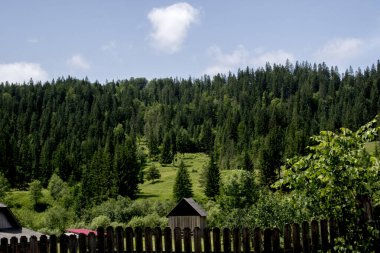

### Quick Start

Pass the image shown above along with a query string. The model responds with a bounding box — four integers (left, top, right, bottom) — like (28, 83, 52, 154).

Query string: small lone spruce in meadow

(173, 160, 193, 202)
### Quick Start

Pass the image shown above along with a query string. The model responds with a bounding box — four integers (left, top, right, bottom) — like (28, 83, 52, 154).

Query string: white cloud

(204, 46, 250, 76)
(314, 38, 363, 64)
(204, 46, 294, 76)
(148, 2, 199, 54)
(67, 54, 90, 70)
(0, 62, 49, 84)
(252, 49, 294, 67)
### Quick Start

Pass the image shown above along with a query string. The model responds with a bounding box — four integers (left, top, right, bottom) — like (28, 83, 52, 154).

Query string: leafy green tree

(173, 160, 193, 202)
(205, 155, 220, 199)
(274, 117, 380, 251)
(29, 179, 43, 208)
(47, 173, 68, 201)
(145, 165, 161, 183)
(0, 172, 10, 200)
(42, 205, 72, 235)
(219, 170, 257, 209)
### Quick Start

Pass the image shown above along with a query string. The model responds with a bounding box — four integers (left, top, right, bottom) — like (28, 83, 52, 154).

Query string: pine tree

(160, 133, 174, 164)
(205, 155, 220, 199)
(173, 160, 193, 202)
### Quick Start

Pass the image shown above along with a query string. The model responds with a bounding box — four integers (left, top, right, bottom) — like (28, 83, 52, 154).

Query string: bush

(90, 215, 111, 230)
(42, 205, 73, 235)
(0, 172, 10, 200)
(127, 213, 167, 228)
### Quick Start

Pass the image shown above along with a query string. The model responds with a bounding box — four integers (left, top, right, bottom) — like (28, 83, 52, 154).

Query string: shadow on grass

(138, 193, 160, 199)
(34, 203, 49, 212)
(148, 180, 163, 184)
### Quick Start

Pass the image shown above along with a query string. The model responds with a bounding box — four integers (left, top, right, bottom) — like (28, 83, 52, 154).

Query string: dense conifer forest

(1, 61, 380, 201)
(1, 60, 380, 249)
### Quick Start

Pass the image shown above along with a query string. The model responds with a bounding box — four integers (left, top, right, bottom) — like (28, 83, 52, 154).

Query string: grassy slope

(139, 153, 210, 202)
(365, 141, 380, 155)
(3, 189, 52, 230)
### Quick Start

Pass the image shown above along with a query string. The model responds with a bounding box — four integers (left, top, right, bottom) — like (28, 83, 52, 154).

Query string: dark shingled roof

(167, 198, 207, 217)
(0, 203, 44, 240)
(0, 203, 21, 229)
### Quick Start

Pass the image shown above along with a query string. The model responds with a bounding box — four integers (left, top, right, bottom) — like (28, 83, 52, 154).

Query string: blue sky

(1, 1, 380, 83)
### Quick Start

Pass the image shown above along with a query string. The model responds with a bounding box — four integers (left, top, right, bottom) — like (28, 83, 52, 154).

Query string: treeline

(1, 61, 380, 199)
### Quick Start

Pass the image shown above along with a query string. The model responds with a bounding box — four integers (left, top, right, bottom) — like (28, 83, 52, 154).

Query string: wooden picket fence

(0, 219, 365, 253)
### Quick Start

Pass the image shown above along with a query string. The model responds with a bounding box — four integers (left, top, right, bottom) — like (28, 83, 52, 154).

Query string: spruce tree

(173, 160, 193, 202)
(160, 133, 174, 164)
(205, 155, 220, 199)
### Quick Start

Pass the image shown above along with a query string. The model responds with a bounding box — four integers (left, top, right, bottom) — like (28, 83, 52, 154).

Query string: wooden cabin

(0, 203, 43, 239)
(167, 198, 207, 232)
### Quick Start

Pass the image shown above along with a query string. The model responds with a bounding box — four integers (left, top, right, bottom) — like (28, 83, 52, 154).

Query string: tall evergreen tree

(173, 160, 193, 202)
(114, 135, 142, 199)
(205, 155, 220, 199)
(160, 133, 174, 164)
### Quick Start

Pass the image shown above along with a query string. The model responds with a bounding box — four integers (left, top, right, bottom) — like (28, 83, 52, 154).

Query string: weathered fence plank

(311, 220, 319, 253)
(223, 228, 231, 253)
(125, 227, 134, 253)
(97, 227, 105, 253)
(78, 234, 87, 253)
(135, 227, 144, 253)
(253, 227, 261, 253)
(9, 237, 17, 253)
(194, 227, 202, 253)
(283, 224, 292, 253)
(20, 236, 28, 253)
(60, 234, 68, 253)
(68, 235, 77, 253)
(174, 227, 182, 253)
(106, 226, 115, 253)
(213, 228, 221, 253)
(242, 228, 250, 253)
(263, 228, 272, 253)
(320, 219, 329, 252)
(183, 228, 192, 253)
(145, 227, 153, 253)
(292, 223, 301, 253)
(302, 221, 310, 253)
(0, 238, 8, 253)
(232, 228, 240, 253)
(88, 232, 97, 253)
(154, 227, 163, 253)
(272, 228, 280, 253)
(40, 235, 49, 253)
(115, 226, 124, 253)
(50, 235, 58, 253)
(204, 228, 211, 253)
(164, 227, 172, 253)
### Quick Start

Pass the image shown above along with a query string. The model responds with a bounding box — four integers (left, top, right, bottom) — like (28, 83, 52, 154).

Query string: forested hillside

(1, 61, 380, 204)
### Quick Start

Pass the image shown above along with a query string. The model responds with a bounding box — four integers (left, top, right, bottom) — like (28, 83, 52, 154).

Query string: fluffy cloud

(67, 54, 90, 70)
(0, 62, 49, 84)
(314, 38, 363, 65)
(204, 46, 294, 76)
(313, 37, 380, 71)
(251, 49, 294, 68)
(204, 46, 250, 76)
(148, 2, 199, 54)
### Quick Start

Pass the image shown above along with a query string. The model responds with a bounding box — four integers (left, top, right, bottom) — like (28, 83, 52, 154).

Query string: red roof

(65, 229, 97, 236)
